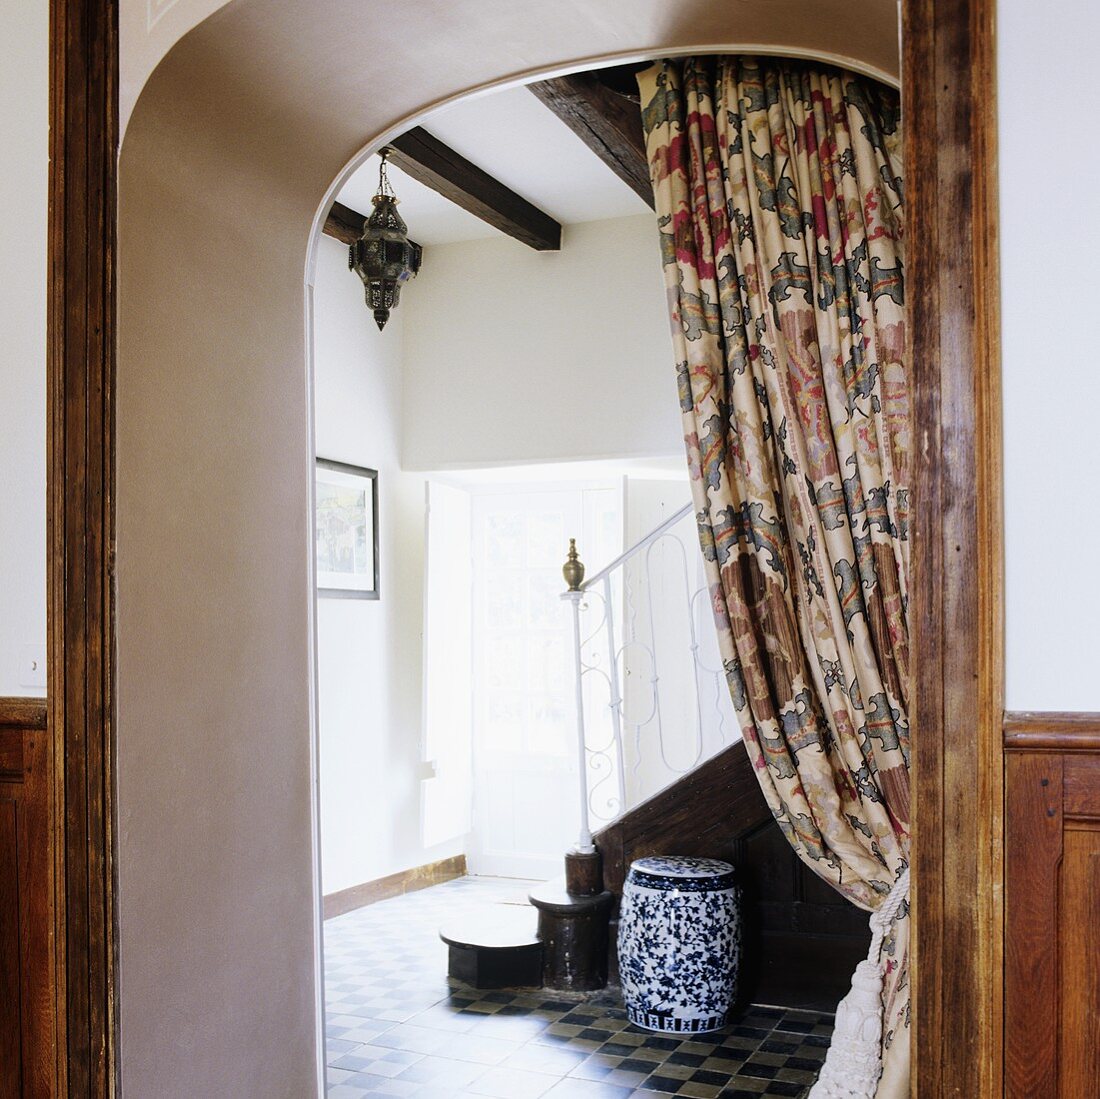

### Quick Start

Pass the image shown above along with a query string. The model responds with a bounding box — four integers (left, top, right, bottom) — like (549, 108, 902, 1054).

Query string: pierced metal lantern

(348, 151, 422, 330)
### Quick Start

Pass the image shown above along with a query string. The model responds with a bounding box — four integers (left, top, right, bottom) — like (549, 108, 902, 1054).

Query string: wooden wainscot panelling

(1059, 823, 1100, 1096)
(0, 699, 54, 1099)
(1005, 711, 1100, 1099)
(1004, 749, 1062, 1097)
(1064, 754, 1100, 817)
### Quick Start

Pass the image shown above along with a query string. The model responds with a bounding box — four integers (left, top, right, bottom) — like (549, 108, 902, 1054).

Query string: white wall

(401, 214, 684, 470)
(0, 0, 47, 697)
(999, 0, 1100, 711)
(313, 234, 463, 894)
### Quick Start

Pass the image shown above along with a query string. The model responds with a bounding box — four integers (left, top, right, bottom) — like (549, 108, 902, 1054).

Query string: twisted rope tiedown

(807, 867, 910, 1099)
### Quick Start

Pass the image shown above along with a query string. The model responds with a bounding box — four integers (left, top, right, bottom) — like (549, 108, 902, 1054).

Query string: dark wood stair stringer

(594, 740, 872, 1011)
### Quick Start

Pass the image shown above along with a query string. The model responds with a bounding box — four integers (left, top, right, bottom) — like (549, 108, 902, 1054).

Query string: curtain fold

(637, 57, 910, 1096)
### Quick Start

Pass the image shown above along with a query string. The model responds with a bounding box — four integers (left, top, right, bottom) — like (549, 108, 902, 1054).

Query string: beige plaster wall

(121, 0, 231, 133)
(118, 0, 900, 137)
(116, 2, 899, 1093)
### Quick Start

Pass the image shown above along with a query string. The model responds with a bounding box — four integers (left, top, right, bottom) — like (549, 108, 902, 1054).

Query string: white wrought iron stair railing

(560, 503, 741, 855)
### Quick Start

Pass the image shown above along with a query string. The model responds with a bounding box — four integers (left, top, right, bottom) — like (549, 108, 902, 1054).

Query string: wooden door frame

(48, 0, 118, 1093)
(904, 0, 1004, 1094)
(48, 0, 1001, 1095)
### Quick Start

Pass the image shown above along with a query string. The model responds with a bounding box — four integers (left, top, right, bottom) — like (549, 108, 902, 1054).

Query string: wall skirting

(323, 854, 467, 919)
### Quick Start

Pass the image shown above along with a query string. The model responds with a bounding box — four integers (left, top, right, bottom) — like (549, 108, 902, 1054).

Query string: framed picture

(315, 458, 379, 599)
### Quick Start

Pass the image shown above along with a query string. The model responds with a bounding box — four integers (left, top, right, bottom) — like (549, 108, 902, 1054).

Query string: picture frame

(315, 458, 379, 599)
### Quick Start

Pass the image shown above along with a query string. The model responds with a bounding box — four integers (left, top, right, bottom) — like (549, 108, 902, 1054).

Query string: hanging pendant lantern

(348, 150, 422, 330)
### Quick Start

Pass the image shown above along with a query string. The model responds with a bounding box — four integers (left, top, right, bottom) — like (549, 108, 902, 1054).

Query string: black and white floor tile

(324, 876, 831, 1098)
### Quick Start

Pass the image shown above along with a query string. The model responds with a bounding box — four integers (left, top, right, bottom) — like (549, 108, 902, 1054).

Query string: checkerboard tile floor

(324, 876, 832, 1098)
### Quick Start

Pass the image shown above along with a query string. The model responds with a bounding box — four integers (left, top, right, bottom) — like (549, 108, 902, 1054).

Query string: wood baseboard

(324, 854, 467, 919)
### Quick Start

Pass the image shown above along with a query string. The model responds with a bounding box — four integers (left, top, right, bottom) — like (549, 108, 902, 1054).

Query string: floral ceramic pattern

(633, 855, 733, 878)
(630, 856, 737, 890)
(637, 57, 910, 1089)
(618, 856, 741, 1033)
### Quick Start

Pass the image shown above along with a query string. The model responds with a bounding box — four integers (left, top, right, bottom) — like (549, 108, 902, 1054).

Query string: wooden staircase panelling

(595, 740, 871, 1011)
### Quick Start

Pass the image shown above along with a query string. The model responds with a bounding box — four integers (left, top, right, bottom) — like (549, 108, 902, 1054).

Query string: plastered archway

(117, 3, 900, 1094)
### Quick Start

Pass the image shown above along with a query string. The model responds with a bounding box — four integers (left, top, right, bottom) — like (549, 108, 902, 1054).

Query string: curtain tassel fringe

(807, 868, 909, 1099)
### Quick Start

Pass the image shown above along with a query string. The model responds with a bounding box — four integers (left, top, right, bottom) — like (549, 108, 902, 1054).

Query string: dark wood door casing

(903, 0, 1004, 1093)
(48, 0, 118, 1093)
(49, 0, 1004, 1095)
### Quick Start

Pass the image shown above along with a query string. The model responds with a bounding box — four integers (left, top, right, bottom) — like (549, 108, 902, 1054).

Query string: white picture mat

(316, 463, 377, 594)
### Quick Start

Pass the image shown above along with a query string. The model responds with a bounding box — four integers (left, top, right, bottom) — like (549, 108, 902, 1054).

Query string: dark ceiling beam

(323, 200, 368, 246)
(323, 200, 421, 253)
(527, 72, 654, 209)
(386, 127, 561, 251)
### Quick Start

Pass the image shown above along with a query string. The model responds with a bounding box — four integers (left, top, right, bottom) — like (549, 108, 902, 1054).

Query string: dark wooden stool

(439, 907, 543, 989)
(529, 880, 614, 991)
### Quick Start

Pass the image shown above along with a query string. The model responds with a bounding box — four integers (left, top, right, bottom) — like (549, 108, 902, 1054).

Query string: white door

(421, 481, 473, 849)
(468, 486, 620, 879)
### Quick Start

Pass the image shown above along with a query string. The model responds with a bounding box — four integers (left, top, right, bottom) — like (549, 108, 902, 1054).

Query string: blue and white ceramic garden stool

(617, 855, 741, 1034)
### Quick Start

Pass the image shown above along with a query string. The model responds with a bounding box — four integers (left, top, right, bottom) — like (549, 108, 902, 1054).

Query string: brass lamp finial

(562, 538, 585, 592)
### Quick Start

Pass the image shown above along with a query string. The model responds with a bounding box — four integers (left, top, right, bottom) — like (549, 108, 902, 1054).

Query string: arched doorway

(46, 0, 1001, 1094)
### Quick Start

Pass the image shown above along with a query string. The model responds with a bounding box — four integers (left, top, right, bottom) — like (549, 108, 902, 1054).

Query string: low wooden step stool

(439, 905, 543, 989)
(526, 853, 613, 992)
(529, 878, 613, 991)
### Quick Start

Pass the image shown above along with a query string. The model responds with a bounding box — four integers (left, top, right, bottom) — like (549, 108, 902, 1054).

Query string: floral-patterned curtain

(637, 57, 911, 1096)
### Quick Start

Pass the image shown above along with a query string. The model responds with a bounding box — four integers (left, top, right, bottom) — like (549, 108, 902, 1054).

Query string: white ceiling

(336, 84, 651, 246)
